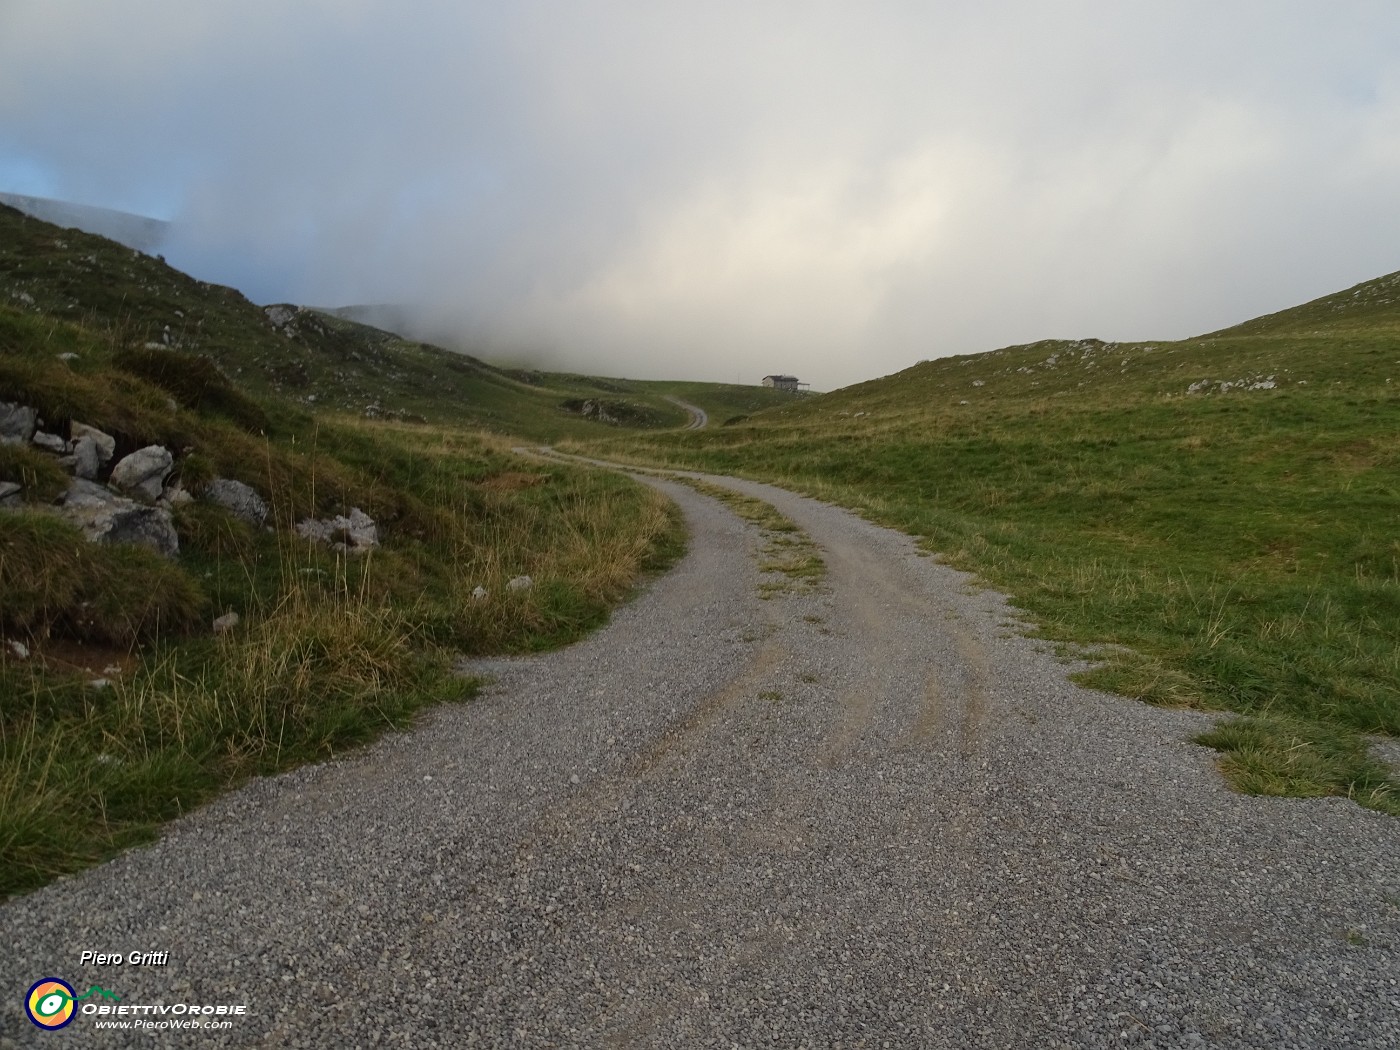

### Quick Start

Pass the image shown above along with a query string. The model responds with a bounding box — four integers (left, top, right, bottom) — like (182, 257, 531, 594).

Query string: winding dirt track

(662, 396, 708, 429)
(2, 465, 1398, 1048)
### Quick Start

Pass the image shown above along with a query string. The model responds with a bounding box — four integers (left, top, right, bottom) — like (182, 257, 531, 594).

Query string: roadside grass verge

(567, 328, 1400, 815)
(0, 568, 461, 896)
(1193, 716, 1397, 814)
(672, 477, 824, 597)
(0, 415, 683, 899)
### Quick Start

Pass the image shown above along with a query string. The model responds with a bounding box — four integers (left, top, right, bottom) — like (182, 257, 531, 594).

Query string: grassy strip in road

(673, 477, 824, 597)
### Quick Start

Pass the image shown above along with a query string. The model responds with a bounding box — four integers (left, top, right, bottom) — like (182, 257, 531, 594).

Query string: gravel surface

(3, 468, 1398, 1048)
(661, 397, 708, 430)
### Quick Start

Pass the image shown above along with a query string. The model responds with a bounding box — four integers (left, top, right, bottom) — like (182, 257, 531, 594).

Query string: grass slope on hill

(572, 271, 1400, 814)
(0, 299, 682, 900)
(0, 203, 789, 441)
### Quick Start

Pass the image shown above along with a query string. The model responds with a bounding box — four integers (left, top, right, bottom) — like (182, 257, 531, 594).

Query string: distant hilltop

(322, 302, 419, 340)
(0, 192, 170, 255)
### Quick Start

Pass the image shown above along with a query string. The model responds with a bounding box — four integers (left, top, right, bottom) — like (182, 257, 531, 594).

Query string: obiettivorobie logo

(23, 976, 248, 1032)
(24, 978, 120, 1030)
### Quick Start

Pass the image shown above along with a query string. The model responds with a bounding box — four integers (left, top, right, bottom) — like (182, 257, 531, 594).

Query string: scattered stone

(1187, 374, 1278, 396)
(86, 678, 113, 690)
(471, 586, 489, 601)
(212, 611, 241, 635)
(560, 398, 631, 425)
(507, 575, 534, 592)
(58, 478, 180, 557)
(264, 304, 296, 327)
(0, 481, 21, 508)
(296, 507, 379, 552)
(7, 640, 29, 660)
(66, 435, 102, 479)
(204, 478, 268, 525)
(0, 402, 37, 445)
(31, 431, 67, 454)
(56, 352, 79, 362)
(101, 664, 122, 676)
(70, 422, 116, 464)
(109, 445, 174, 500)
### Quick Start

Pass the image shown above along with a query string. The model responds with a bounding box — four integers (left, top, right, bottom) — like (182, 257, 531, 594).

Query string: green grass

(0, 514, 207, 645)
(632, 379, 800, 425)
(1193, 716, 1396, 814)
(0, 209, 690, 897)
(0, 421, 684, 898)
(572, 270, 1400, 814)
(0, 420, 684, 897)
(0, 580, 462, 894)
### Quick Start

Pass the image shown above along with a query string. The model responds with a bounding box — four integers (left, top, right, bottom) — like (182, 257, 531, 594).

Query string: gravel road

(662, 397, 708, 430)
(3, 468, 1398, 1048)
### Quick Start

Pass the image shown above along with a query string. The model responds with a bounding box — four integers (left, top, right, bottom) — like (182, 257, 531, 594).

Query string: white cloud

(3, 1, 1399, 387)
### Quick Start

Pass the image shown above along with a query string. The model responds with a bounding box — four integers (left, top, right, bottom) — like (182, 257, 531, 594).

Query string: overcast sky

(3, 2, 1399, 388)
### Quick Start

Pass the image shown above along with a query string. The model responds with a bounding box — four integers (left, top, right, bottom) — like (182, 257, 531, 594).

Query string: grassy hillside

(573, 271, 1400, 814)
(633, 379, 802, 424)
(0, 211, 692, 898)
(0, 203, 786, 440)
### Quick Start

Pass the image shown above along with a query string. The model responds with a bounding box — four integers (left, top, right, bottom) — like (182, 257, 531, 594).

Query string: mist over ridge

(3, 2, 1399, 389)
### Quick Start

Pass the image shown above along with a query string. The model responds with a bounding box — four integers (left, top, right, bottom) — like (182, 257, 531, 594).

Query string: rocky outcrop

(70, 421, 116, 465)
(203, 478, 268, 526)
(559, 398, 660, 427)
(296, 507, 379, 553)
(57, 479, 179, 557)
(561, 398, 623, 425)
(264, 304, 296, 328)
(109, 445, 174, 500)
(0, 402, 37, 445)
(31, 430, 66, 454)
(65, 435, 103, 480)
(0, 403, 175, 555)
(0, 399, 385, 565)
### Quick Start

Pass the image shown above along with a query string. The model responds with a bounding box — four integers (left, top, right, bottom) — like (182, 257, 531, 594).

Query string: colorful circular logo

(25, 978, 77, 1030)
